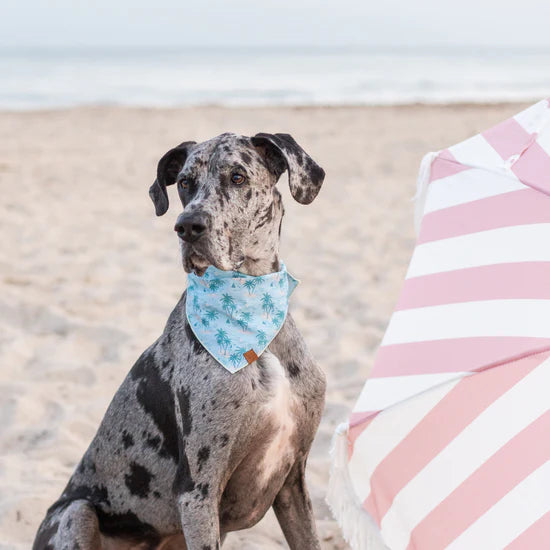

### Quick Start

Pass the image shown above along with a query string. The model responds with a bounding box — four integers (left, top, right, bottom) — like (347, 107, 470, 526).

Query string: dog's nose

(174, 214, 207, 243)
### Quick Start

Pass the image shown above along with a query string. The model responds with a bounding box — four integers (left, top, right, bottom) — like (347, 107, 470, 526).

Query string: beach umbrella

(328, 98, 550, 550)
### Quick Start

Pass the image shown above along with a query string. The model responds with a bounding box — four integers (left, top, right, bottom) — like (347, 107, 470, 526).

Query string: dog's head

(149, 132, 324, 276)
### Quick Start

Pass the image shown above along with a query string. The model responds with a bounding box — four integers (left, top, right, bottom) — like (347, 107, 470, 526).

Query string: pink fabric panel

(395, 262, 550, 311)
(429, 149, 470, 182)
(417, 188, 550, 245)
(369, 337, 550, 378)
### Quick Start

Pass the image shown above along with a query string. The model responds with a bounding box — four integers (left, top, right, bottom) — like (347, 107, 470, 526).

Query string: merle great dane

(33, 133, 327, 550)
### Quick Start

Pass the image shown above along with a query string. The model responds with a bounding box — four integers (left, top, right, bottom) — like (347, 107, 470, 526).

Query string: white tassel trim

(326, 422, 390, 550)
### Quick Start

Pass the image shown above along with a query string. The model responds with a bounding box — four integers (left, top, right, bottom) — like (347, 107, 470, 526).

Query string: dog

(33, 132, 326, 550)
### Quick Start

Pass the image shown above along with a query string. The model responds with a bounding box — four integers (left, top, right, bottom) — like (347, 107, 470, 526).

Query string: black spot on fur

(33, 518, 59, 550)
(173, 447, 195, 494)
(121, 431, 134, 449)
(124, 462, 153, 498)
(245, 188, 252, 202)
(177, 387, 192, 436)
(254, 204, 274, 230)
(286, 360, 300, 378)
(197, 482, 209, 499)
(228, 236, 233, 259)
(220, 434, 229, 447)
(185, 321, 206, 355)
(202, 546, 211, 550)
(95, 509, 161, 546)
(216, 181, 231, 202)
(130, 348, 179, 461)
(197, 446, 210, 472)
(240, 151, 252, 165)
(145, 434, 161, 451)
(53, 482, 110, 515)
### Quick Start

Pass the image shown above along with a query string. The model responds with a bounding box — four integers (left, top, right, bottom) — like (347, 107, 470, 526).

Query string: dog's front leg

(178, 492, 221, 550)
(273, 457, 321, 550)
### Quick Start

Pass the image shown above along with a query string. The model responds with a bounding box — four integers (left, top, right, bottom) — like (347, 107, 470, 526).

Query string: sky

(3, 0, 550, 49)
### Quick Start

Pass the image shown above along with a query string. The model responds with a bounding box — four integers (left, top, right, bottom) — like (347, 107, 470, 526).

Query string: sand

(0, 102, 528, 549)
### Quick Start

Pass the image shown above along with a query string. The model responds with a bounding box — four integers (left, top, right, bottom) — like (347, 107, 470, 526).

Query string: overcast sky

(4, 0, 550, 49)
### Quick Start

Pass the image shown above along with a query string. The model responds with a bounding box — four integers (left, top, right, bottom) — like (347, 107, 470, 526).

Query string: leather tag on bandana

(243, 349, 259, 364)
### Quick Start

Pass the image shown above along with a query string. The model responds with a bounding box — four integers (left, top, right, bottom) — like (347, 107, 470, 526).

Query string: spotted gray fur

(33, 132, 326, 550)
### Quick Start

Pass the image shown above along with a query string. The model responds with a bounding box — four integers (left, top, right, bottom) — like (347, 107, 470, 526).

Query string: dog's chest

(220, 352, 298, 529)
(256, 352, 297, 484)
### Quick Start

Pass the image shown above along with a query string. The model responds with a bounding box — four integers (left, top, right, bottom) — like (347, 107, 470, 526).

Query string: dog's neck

(240, 252, 280, 277)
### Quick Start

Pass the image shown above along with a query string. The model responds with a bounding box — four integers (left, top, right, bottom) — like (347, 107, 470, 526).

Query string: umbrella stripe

(429, 149, 470, 182)
(418, 187, 550, 244)
(378, 357, 550, 550)
(448, 132, 505, 170)
(511, 140, 550, 196)
(482, 116, 533, 161)
(406, 410, 550, 550)
(513, 98, 550, 134)
(446, 461, 550, 550)
(424, 166, 524, 215)
(370, 336, 550, 378)
(363, 351, 544, 525)
(348, 411, 378, 459)
(407, 223, 550, 278)
(381, 299, 550, 346)
(504, 511, 550, 549)
(353, 371, 467, 412)
(348, 378, 463, 503)
(396, 262, 550, 310)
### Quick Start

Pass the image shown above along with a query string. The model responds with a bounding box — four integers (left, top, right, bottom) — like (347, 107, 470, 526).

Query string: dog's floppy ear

(251, 133, 325, 205)
(149, 141, 196, 216)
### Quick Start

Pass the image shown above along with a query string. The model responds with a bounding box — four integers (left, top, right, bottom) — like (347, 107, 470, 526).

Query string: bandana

(186, 262, 298, 373)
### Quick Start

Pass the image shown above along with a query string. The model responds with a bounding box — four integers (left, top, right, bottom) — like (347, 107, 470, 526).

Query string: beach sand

(0, 103, 528, 549)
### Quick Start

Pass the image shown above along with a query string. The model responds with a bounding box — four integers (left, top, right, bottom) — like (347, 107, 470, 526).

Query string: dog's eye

(178, 176, 189, 189)
(231, 173, 246, 185)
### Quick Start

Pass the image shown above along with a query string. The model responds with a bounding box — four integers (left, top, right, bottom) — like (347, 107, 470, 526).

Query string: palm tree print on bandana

(186, 262, 299, 373)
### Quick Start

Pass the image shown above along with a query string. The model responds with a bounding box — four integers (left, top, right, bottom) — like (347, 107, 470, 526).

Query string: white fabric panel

(382, 299, 550, 346)
(424, 168, 525, 215)
(406, 224, 550, 279)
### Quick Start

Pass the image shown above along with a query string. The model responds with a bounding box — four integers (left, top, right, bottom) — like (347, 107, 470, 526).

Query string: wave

(1, 47, 549, 109)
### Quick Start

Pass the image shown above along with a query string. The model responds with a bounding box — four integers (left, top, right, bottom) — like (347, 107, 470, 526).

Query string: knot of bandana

(186, 262, 299, 373)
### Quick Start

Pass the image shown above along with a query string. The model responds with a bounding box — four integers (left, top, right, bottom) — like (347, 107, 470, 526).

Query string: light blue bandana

(186, 263, 299, 373)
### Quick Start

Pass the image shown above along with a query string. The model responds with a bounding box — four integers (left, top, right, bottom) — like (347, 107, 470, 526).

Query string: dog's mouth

(182, 247, 211, 277)
(182, 240, 244, 277)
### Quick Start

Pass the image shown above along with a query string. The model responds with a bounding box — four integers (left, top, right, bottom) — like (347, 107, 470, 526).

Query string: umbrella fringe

(326, 422, 389, 550)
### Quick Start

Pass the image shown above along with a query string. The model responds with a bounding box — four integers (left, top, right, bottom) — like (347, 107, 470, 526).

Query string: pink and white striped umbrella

(328, 98, 550, 550)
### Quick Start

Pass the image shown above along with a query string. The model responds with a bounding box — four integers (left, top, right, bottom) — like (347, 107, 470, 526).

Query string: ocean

(1, 46, 550, 110)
